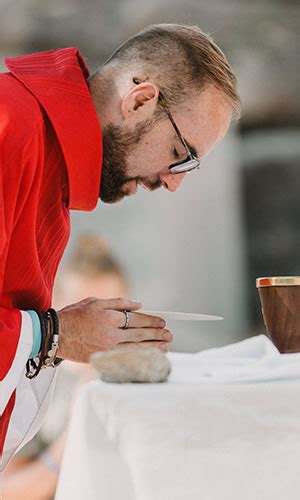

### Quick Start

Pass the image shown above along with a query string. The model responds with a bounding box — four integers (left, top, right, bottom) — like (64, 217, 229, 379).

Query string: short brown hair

(103, 23, 241, 118)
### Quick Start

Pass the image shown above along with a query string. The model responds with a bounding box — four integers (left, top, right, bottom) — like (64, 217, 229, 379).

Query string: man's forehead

(174, 97, 232, 159)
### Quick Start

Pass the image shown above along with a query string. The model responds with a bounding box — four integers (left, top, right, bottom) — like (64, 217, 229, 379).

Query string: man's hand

(56, 297, 172, 363)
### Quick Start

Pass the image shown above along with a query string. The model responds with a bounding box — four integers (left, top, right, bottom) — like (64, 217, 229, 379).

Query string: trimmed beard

(99, 119, 162, 203)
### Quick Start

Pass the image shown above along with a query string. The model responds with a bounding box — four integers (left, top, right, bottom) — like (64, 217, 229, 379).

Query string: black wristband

(45, 308, 63, 366)
(26, 308, 63, 378)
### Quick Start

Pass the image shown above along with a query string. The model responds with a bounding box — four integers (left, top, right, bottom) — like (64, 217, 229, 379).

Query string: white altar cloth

(56, 336, 300, 500)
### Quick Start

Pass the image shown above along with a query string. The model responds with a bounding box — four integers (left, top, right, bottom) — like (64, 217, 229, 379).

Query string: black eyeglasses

(158, 93, 201, 175)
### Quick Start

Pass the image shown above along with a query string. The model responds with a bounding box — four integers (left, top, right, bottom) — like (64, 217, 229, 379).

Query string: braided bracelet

(43, 308, 63, 367)
(26, 308, 63, 379)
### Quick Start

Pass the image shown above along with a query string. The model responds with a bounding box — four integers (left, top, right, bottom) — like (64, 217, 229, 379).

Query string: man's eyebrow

(186, 141, 199, 159)
(173, 133, 199, 158)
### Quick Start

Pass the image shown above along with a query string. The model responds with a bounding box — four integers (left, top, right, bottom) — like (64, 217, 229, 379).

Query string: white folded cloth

(168, 334, 300, 384)
(56, 335, 300, 500)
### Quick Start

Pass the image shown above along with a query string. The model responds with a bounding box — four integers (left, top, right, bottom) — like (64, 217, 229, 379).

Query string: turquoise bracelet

(26, 310, 42, 359)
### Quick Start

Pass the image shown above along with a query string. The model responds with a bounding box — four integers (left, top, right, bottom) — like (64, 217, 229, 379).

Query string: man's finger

(118, 328, 172, 343)
(102, 297, 142, 312)
(115, 341, 169, 352)
(115, 311, 166, 329)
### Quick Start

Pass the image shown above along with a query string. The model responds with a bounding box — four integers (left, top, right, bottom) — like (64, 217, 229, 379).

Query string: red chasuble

(0, 48, 102, 469)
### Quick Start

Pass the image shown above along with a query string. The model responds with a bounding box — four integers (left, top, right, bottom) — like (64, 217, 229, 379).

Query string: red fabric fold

(0, 391, 16, 457)
(5, 48, 103, 211)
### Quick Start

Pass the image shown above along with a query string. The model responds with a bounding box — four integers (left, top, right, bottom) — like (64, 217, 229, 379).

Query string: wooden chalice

(257, 277, 300, 353)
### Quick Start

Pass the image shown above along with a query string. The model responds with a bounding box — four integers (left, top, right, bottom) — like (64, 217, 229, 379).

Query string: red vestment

(0, 47, 102, 469)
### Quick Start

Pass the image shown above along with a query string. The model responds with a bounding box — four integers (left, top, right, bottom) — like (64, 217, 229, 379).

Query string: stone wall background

(1, 1, 299, 351)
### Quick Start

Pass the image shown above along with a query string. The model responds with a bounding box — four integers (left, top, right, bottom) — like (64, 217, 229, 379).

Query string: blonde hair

(101, 23, 241, 118)
(66, 234, 127, 283)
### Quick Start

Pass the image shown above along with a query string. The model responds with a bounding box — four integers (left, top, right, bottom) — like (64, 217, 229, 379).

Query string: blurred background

(1, 0, 299, 351)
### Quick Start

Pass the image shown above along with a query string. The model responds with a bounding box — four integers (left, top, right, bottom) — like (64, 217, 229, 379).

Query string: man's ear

(121, 82, 159, 121)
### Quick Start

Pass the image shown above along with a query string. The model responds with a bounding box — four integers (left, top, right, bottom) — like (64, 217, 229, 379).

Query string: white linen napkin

(168, 334, 300, 384)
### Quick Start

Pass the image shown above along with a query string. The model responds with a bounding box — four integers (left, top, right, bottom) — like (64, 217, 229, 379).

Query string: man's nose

(160, 172, 186, 192)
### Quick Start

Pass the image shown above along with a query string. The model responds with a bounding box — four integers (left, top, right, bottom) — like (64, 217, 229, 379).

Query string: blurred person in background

(1, 234, 128, 499)
(0, 23, 240, 468)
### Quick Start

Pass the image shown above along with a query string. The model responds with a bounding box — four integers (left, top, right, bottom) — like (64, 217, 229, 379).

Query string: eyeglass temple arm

(133, 82, 193, 158)
(158, 94, 193, 157)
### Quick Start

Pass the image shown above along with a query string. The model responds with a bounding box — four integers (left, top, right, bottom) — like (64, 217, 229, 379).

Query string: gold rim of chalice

(256, 276, 300, 288)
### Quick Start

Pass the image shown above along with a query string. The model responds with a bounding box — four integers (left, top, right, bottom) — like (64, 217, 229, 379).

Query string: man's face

(99, 85, 232, 203)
